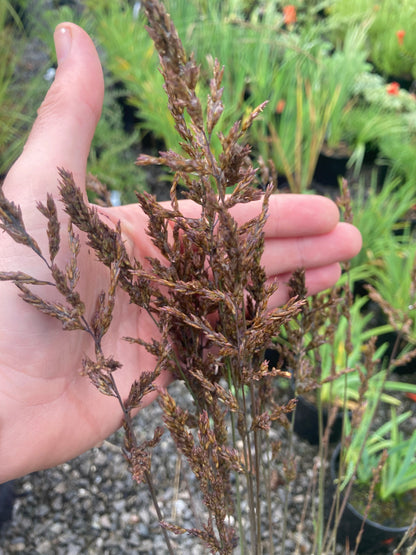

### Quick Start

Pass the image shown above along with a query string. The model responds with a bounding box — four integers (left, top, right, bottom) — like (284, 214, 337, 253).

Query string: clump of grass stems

(0, 1, 384, 553)
(0, 1, 305, 551)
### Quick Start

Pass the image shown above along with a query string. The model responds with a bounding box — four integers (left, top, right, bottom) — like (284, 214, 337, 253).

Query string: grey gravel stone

(0, 334, 395, 555)
(0, 379, 357, 554)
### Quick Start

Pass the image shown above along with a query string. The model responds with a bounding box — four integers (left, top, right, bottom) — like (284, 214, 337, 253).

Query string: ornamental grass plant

(22, 0, 416, 195)
(3, 1, 416, 554)
(0, 2, 47, 175)
(342, 400, 416, 504)
(349, 172, 416, 275)
(0, 1, 305, 552)
(327, 0, 416, 80)
(281, 290, 416, 412)
(40, 0, 371, 194)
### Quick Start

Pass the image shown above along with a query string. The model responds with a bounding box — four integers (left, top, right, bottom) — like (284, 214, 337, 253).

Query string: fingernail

(55, 25, 72, 65)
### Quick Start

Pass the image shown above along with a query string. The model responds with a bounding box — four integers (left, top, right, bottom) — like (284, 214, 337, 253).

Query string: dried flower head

(0, 1, 316, 552)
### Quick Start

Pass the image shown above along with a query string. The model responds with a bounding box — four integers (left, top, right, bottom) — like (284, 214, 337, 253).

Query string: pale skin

(0, 24, 362, 483)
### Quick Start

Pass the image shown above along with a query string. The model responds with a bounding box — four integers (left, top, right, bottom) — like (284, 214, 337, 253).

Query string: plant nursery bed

(2, 378, 416, 554)
(0, 381, 341, 554)
(347, 483, 416, 529)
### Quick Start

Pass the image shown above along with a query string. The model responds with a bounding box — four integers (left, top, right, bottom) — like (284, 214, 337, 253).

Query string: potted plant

(366, 230, 416, 373)
(327, 0, 416, 82)
(349, 173, 416, 278)
(328, 380, 416, 553)
(80, 0, 372, 194)
(342, 71, 416, 182)
(262, 23, 369, 192)
(279, 272, 416, 445)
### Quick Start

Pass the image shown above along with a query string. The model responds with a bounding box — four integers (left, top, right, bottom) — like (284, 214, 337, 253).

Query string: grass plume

(0, 1, 311, 552)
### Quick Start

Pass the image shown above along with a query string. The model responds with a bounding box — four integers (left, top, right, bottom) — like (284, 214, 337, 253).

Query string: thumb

(4, 23, 104, 203)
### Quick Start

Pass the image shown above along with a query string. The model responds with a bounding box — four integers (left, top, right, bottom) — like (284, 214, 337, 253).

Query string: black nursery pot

(313, 150, 349, 188)
(0, 481, 15, 532)
(263, 350, 345, 445)
(370, 302, 416, 375)
(327, 444, 409, 554)
(291, 392, 344, 445)
(376, 329, 416, 375)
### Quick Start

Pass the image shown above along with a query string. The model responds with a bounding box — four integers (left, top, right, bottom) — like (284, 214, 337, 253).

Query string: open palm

(0, 24, 361, 482)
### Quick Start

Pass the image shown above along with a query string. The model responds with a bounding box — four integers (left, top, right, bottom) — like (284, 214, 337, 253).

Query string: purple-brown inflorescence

(0, 1, 308, 552)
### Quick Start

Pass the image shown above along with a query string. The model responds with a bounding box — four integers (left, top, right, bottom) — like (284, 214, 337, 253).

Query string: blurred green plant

(282, 288, 414, 411)
(82, 0, 178, 151)
(305, 295, 396, 409)
(367, 231, 416, 352)
(82, 0, 288, 155)
(0, 1, 47, 174)
(378, 132, 416, 185)
(342, 392, 416, 503)
(328, 0, 416, 79)
(262, 23, 369, 191)
(341, 107, 405, 178)
(27, 0, 386, 196)
(349, 173, 416, 275)
(352, 72, 416, 113)
(23, 0, 148, 202)
(87, 87, 147, 204)
(75, 1, 371, 193)
(338, 71, 416, 181)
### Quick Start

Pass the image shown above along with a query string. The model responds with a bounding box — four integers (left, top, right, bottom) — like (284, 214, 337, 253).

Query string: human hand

(0, 23, 361, 482)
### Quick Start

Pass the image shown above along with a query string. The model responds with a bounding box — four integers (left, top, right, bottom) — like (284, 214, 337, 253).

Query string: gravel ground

(0, 378, 346, 555)
(2, 373, 416, 555)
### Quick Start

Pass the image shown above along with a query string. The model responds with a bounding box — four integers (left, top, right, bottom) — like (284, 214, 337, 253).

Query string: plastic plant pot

(327, 443, 409, 554)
